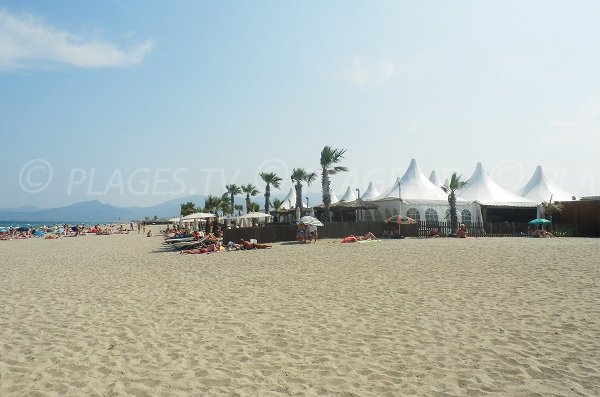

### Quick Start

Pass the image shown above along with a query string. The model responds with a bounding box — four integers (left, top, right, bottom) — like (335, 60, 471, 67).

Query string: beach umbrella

(528, 218, 552, 225)
(386, 215, 416, 224)
(16, 227, 30, 232)
(239, 212, 272, 219)
(182, 212, 216, 220)
(298, 216, 324, 227)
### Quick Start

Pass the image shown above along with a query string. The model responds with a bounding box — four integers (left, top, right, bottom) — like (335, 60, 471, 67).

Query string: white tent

(340, 186, 358, 202)
(518, 165, 575, 203)
(279, 187, 297, 210)
(361, 182, 380, 201)
(329, 189, 340, 204)
(460, 162, 538, 207)
(372, 159, 474, 224)
(376, 159, 449, 201)
(429, 170, 443, 190)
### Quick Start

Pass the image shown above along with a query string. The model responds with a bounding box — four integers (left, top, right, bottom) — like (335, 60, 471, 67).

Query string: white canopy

(361, 182, 380, 201)
(239, 212, 272, 219)
(182, 212, 216, 220)
(518, 165, 575, 202)
(459, 162, 538, 207)
(429, 170, 443, 189)
(329, 189, 339, 204)
(376, 159, 449, 202)
(279, 187, 297, 210)
(340, 186, 358, 202)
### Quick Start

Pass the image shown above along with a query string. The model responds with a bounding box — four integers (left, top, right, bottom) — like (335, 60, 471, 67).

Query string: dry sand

(0, 227, 599, 396)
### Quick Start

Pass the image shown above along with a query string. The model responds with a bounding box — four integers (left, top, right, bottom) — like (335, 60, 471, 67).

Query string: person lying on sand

(180, 247, 208, 254)
(342, 232, 378, 243)
(180, 242, 222, 254)
(528, 227, 554, 238)
(240, 239, 272, 249)
(227, 241, 242, 250)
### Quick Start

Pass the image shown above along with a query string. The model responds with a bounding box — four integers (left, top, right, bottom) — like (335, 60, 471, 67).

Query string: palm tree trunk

(230, 194, 235, 215)
(264, 184, 270, 214)
(245, 195, 250, 214)
(322, 171, 331, 222)
(295, 182, 303, 209)
(449, 191, 458, 234)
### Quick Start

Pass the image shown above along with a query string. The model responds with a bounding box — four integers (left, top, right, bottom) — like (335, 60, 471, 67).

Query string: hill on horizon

(0, 192, 325, 223)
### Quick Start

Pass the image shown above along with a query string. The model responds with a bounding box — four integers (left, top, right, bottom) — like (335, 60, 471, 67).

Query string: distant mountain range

(0, 195, 206, 223)
(0, 192, 325, 223)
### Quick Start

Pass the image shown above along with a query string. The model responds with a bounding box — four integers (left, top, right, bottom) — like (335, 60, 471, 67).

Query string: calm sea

(0, 221, 105, 228)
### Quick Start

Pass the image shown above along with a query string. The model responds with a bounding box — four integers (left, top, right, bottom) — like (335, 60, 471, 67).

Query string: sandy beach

(0, 228, 598, 396)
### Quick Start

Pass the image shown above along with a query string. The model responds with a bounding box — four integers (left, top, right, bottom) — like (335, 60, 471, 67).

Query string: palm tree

(320, 146, 348, 222)
(203, 195, 221, 215)
(248, 202, 260, 212)
(259, 172, 282, 214)
(291, 168, 317, 209)
(442, 172, 470, 235)
(541, 196, 564, 222)
(225, 184, 242, 215)
(180, 201, 196, 217)
(241, 184, 260, 214)
(272, 198, 284, 223)
(234, 204, 244, 216)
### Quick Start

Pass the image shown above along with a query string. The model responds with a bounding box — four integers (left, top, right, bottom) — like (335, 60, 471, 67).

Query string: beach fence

(414, 221, 582, 238)
(222, 221, 585, 243)
(416, 221, 529, 237)
(223, 221, 386, 243)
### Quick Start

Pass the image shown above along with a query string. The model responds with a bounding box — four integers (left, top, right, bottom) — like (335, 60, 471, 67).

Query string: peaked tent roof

(459, 162, 538, 207)
(361, 182, 380, 201)
(340, 186, 358, 202)
(429, 170, 443, 189)
(518, 165, 575, 202)
(329, 189, 340, 204)
(376, 159, 448, 201)
(279, 187, 296, 210)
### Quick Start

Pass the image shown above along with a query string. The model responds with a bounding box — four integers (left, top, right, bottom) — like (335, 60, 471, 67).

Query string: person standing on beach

(308, 224, 318, 243)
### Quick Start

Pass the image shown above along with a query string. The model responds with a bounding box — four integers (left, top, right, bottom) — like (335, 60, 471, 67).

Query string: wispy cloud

(0, 10, 153, 71)
(344, 57, 397, 87)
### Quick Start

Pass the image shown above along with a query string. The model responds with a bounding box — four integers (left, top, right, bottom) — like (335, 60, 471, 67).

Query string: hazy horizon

(2, 1, 599, 208)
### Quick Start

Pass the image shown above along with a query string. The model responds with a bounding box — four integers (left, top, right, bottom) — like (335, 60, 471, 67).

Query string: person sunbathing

(180, 247, 208, 254)
(240, 239, 272, 249)
(342, 232, 378, 243)
(227, 241, 242, 250)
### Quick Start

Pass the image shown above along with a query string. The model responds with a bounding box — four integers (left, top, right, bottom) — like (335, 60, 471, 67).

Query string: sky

(1, 0, 599, 209)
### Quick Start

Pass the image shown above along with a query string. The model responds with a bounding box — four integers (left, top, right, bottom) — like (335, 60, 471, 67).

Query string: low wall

(223, 221, 386, 243)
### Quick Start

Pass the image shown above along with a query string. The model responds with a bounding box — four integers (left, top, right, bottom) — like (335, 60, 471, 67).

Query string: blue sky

(1, 1, 599, 208)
